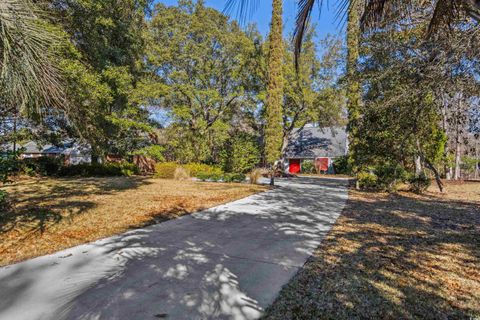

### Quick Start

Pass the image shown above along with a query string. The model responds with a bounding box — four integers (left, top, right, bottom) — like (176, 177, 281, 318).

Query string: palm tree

(294, 0, 480, 63)
(0, 0, 63, 114)
(227, 0, 480, 66)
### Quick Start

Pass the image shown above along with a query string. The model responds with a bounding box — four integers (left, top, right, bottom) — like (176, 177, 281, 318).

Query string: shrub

(184, 163, 223, 177)
(357, 171, 378, 190)
(174, 167, 190, 181)
(0, 190, 10, 212)
(358, 164, 407, 192)
(374, 164, 407, 192)
(22, 156, 63, 176)
(223, 173, 246, 183)
(220, 133, 261, 173)
(301, 160, 316, 174)
(333, 156, 351, 175)
(58, 162, 138, 177)
(248, 168, 263, 184)
(408, 173, 431, 194)
(119, 162, 140, 176)
(0, 152, 20, 183)
(197, 171, 222, 182)
(154, 162, 178, 179)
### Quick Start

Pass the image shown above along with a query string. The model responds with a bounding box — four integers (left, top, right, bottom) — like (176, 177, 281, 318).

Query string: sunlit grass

(0, 177, 267, 266)
(265, 181, 480, 319)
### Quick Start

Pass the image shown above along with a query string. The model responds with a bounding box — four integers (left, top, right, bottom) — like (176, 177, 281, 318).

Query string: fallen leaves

(0, 177, 267, 266)
(264, 181, 480, 319)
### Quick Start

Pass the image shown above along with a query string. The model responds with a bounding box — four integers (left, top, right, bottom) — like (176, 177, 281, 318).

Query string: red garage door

(289, 159, 301, 174)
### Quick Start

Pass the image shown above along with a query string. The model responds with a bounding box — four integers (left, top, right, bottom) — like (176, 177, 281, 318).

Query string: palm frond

(0, 0, 64, 113)
(294, 0, 318, 69)
(224, 0, 260, 25)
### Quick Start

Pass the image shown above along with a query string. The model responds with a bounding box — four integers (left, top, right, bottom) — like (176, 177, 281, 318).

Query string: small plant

(184, 163, 223, 177)
(154, 162, 178, 179)
(374, 163, 407, 192)
(174, 167, 190, 180)
(301, 160, 316, 174)
(248, 168, 263, 184)
(223, 173, 246, 183)
(408, 173, 431, 194)
(357, 171, 378, 190)
(58, 162, 138, 177)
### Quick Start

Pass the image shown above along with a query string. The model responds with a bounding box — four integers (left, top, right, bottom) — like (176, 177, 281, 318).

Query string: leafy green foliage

(264, 0, 284, 166)
(333, 156, 351, 175)
(58, 162, 138, 177)
(0, 152, 19, 183)
(408, 173, 431, 194)
(146, 1, 257, 163)
(132, 145, 165, 162)
(197, 172, 245, 183)
(357, 164, 407, 192)
(184, 163, 223, 178)
(154, 162, 179, 179)
(301, 160, 316, 174)
(357, 171, 378, 191)
(22, 157, 64, 176)
(220, 134, 260, 174)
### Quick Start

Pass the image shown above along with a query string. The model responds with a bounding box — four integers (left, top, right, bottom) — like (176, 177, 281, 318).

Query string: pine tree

(265, 0, 284, 185)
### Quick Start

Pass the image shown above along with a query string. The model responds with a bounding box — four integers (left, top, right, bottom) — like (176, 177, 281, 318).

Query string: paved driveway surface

(0, 177, 348, 320)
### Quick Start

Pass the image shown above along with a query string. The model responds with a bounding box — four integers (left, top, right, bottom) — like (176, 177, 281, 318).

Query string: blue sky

(156, 0, 345, 40)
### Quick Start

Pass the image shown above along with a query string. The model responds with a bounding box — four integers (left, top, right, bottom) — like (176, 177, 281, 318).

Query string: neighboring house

(17, 141, 91, 165)
(284, 126, 348, 174)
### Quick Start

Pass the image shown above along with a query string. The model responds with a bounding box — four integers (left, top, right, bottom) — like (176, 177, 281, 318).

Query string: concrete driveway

(0, 177, 348, 320)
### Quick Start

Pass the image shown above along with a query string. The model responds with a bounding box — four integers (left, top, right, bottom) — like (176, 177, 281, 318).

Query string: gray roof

(1, 141, 91, 155)
(285, 126, 348, 159)
(22, 141, 65, 154)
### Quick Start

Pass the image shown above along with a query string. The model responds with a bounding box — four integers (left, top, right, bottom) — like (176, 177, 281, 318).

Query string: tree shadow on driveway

(264, 189, 480, 320)
(0, 177, 348, 320)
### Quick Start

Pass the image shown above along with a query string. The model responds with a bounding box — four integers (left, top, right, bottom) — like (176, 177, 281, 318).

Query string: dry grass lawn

(265, 181, 480, 320)
(0, 177, 267, 267)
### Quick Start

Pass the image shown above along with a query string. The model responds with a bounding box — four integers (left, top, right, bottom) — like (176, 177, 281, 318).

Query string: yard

(0, 177, 267, 266)
(264, 181, 480, 319)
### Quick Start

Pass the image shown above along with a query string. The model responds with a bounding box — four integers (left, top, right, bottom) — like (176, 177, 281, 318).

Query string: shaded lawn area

(264, 181, 480, 320)
(0, 177, 267, 267)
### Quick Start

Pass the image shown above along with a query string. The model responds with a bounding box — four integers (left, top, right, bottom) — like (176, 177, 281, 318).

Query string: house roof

(22, 141, 65, 154)
(284, 126, 348, 159)
(1, 141, 91, 155)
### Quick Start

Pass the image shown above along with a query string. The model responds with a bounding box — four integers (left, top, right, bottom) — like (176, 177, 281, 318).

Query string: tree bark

(424, 157, 444, 192)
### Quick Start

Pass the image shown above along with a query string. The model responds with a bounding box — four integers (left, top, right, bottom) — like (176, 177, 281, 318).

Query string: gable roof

(284, 126, 348, 159)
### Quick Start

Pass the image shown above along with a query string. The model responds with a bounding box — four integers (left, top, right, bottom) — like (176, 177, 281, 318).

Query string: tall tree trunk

(454, 140, 461, 180)
(415, 139, 423, 177)
(454, 99, 462, 180)
(475, 140, 479, 180)
(424, 157, 444, 193)
(265, 0, 284, 186)
(346, 0, 362, 174)
(12, 113, 17, 153)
